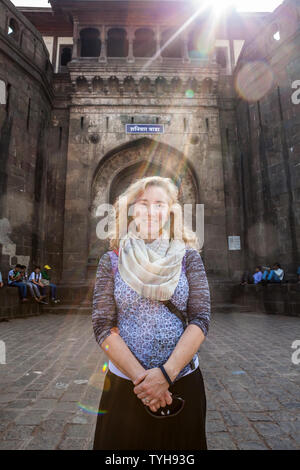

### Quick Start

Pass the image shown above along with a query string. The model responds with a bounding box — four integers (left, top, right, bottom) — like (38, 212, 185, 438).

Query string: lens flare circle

(185, 89, 195, 98)
(77, 402, 107, 415)
(235, 61, 274, 102)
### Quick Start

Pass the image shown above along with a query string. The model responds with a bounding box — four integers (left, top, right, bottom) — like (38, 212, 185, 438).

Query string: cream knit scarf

(118, 229, 186, 301)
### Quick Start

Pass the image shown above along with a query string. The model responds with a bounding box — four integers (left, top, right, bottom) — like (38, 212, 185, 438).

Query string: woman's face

(131, 185, 170, 239)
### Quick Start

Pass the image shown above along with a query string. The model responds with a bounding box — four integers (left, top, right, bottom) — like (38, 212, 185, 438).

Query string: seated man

(41, 265, 60, 303)
(262, 263, 284, 284)
(21, 265, 47, 303)
(297, 266, 300, 284)
(7, 264, 28, 302)
(29, 266, 48, 302)
(0, 271, 3, 288)
(253, 266, 263, 284)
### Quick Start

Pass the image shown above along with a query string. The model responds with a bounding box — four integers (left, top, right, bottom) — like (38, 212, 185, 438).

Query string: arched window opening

(271, 24, 281, 41)
(186, 78, 198, 93)
(124, 76, 135, 92)
(107, 28, 128, 57)
(80, 28, 101, 57)
(7, 18, 20, 41)
(160, 29, 182, 58)
(201, 78, 213, 94)
(170, 77, 182, 93)
(93, 77, 104, 93)
(108, 76, 120, 93)
(76, 76, 89, 92)
(133, 29, 155, 57)
(270, 23, 280, 41)
(139, 76, 151, 93)
(60, 46, 72, 66)
(59, 46, 73, 71)
(155, 76, 168, 94)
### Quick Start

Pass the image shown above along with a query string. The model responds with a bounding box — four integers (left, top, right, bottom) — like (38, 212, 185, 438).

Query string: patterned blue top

(92, 247, 211, 382)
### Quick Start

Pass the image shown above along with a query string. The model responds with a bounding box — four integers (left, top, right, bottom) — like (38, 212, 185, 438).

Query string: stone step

(211, 303, 255, 313)
(41, 305, 92, 315)
(42, 302, 253, 315)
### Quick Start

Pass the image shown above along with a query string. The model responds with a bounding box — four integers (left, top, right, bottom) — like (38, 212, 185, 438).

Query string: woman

(92, 176, 211, 450)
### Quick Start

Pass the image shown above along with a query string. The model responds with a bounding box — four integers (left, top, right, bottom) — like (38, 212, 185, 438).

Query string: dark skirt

(92, 366, 207, 450)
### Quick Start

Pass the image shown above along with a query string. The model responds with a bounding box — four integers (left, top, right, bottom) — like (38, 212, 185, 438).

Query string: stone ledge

(1, 281, 299, 319)
(0, 286, 42, 320)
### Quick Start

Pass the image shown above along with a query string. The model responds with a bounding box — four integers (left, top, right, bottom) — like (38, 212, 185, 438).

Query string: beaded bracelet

(159, 364, 174, 386)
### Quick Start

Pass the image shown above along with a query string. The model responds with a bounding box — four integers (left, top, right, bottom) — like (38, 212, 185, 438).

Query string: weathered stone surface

(0, 0, 299, 320)
(0, 311, 299, 450)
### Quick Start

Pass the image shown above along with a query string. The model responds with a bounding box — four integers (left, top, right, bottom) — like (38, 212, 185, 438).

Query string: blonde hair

(108, 176, 201, 251)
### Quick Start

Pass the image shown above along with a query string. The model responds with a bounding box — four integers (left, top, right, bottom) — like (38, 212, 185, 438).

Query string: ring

(143, 398, 150, 404)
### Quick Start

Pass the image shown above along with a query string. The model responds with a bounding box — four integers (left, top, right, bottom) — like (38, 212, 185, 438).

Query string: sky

(11, 0, 283, 13)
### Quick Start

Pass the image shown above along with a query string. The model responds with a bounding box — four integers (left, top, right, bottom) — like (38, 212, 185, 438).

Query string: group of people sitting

(0, 264, 60, 304)
(241, 264, 300, 285)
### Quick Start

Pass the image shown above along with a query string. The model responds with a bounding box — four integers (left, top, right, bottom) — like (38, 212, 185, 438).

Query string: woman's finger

(149, 404, 159, 412)
(164, 391, 173, 405)
(148, 398, 159, 406)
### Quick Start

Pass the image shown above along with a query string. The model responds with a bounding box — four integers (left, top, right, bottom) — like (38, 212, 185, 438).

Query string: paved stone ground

(0, 311, 299, 450)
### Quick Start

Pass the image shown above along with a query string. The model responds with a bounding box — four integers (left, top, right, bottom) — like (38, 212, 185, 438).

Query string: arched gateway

(87, 137, 200, 279)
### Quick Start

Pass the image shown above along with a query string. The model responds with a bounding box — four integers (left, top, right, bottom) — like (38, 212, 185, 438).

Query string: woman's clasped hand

(133, 368, 173, 412)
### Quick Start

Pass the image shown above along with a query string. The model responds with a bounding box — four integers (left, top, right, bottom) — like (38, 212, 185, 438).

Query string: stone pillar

(99, 26, 107, 62)
(72, 16, 79, 58)
(182, 33, 191, 63)
(229, 38, 235, 74)
(60, 108, 90, 284)
(210, 46, 217, 63)
(52, 36, 58, 72)
(155, 26, 163, 62)
(127, 28, 135, 63)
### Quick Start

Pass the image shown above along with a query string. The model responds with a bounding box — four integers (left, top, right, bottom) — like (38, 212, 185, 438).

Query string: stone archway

(87, 138, 199, 275)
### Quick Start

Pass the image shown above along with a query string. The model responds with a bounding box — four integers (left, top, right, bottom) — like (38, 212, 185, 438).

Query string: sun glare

(191, 0, 282, 13)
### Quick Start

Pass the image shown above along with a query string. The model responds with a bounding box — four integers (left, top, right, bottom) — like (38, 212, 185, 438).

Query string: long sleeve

(185, 248, 211, 337)
(92, 252, 118, 347)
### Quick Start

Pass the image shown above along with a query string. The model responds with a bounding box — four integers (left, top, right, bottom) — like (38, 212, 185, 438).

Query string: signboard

(228, 236, 241, 250)
(126, 124, 164, 134)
